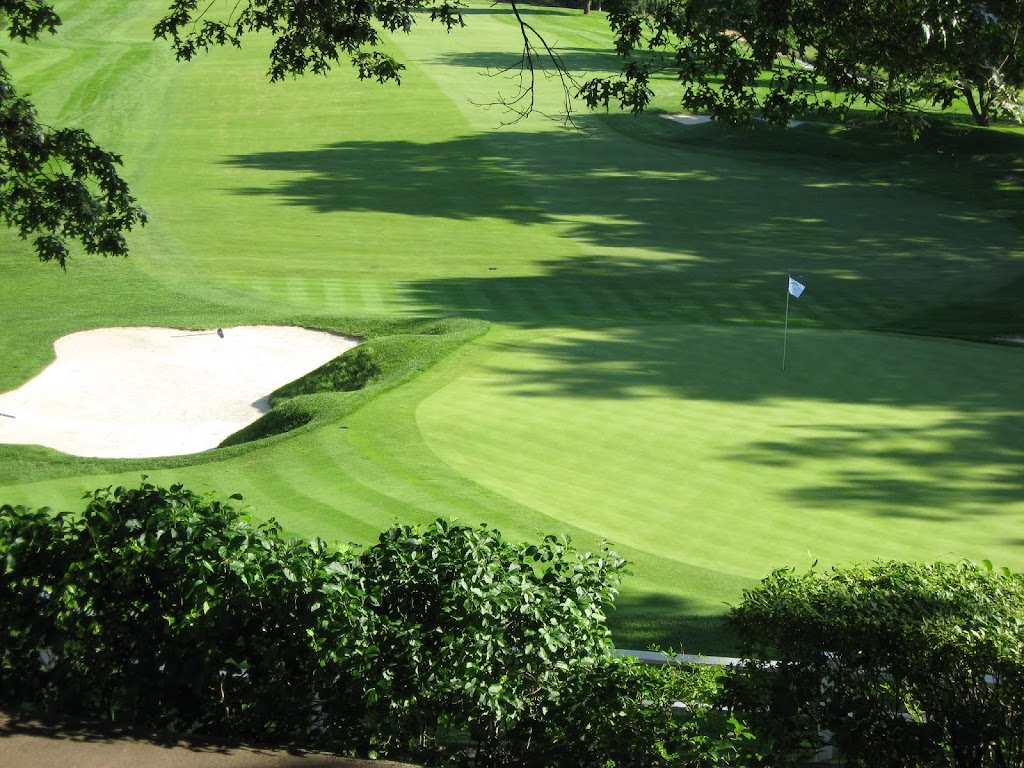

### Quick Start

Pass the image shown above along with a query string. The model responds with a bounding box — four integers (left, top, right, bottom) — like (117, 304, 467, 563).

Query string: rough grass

(0, 0, 1022, 652)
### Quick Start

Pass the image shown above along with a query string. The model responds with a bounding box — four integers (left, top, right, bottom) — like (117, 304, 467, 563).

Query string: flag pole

(782, 285, 791, 371)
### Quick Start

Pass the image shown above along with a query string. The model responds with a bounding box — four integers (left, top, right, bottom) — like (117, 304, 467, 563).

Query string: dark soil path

(0, 714, 419, 768)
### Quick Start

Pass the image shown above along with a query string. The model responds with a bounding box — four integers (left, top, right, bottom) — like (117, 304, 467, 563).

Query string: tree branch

(0, 16, 146, 267)
(467, 0, 583, 128)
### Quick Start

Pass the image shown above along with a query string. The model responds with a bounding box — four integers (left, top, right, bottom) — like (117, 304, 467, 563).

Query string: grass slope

(0, 0, 1022, 651)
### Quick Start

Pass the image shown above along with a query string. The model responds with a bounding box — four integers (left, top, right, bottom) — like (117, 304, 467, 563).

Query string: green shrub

(728, 560, 1024, 768)
(0, 480, 369, 740)
(529, 657, 755, 768)
(347, 520, 627, 763)
(1, 480, 756, 766)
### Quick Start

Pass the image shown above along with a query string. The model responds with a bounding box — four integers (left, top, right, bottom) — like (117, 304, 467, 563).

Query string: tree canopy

(579, 0, 1024, 137)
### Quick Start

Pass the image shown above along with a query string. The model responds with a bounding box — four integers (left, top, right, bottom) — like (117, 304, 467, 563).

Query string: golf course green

(1, 0, 1022, 652)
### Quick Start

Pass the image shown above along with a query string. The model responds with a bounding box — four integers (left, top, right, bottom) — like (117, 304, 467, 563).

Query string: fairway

(1, 0, 1023, 652)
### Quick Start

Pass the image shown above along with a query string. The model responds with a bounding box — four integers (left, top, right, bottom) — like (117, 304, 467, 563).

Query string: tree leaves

(580, 0, 1024, 137)
(728, 560, 1024, 768)
(0, 480, 756, 766)
(153, 0, 462, 85)
(1, 4, 147, 266)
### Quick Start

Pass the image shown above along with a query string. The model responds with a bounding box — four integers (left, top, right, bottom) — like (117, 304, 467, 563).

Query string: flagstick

(782, 287, 791, 371)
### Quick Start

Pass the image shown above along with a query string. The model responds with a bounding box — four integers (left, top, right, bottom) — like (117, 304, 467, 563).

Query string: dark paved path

(0, 715, 419, 768)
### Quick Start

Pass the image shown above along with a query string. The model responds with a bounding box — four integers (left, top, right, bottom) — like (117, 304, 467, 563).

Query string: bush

(0, 480, 368, 741)
(1, 480, 755, 766)
(728, 560, 1024, 768)
(346, 520, 627, 763)
(530, 656, 754, 768)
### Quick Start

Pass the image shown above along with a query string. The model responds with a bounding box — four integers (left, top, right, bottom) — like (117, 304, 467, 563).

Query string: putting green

(418, 324, 1024, 580)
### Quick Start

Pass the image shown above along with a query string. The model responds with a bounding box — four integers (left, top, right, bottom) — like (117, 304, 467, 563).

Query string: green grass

(1, 0, 1023, 653)
(419, 326, 1024, 571)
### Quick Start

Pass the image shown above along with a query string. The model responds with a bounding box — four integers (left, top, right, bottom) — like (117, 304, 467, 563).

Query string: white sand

(660, 113, 809, 127)
(0, 326, 360, 459)
(661, 113, 712, 125)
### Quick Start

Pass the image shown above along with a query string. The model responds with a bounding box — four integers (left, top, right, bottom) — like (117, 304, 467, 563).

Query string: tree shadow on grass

(222, 139, 546, 224)
(734, 415, 1024, 521)
(463, 322, 1024, 522)
(466, 322, 1020, 406)
(220, 121, 1024, 527)
(609, 591, 739, 656)
(222, 122, 1024, 334)
(429, 46, 634, 76)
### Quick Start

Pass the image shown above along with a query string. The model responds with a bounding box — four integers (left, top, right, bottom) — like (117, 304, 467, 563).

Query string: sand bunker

(661, 113, 713, 126)
(0, 326, 360, 459)
(660, 113, 809, 127)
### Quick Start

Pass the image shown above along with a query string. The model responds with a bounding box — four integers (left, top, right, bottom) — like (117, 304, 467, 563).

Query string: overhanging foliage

(579, 0, 1024, 137)
(0, 1, 147, 266)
